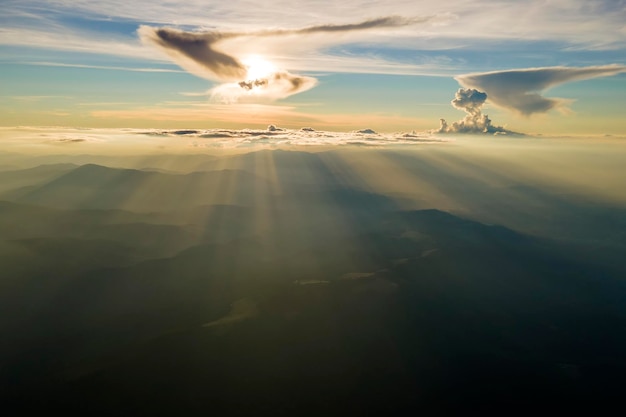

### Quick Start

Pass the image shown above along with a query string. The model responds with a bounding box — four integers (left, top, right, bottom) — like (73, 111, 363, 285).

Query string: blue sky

(1, 0, 626, 134)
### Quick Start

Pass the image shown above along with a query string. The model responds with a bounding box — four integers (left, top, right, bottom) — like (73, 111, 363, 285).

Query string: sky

(1, 0, 626, 135)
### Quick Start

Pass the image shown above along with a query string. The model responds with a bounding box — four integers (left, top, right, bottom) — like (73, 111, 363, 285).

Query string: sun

(242, 55, 276, 80)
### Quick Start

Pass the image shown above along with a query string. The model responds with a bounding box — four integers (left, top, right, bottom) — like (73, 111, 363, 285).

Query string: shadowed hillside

(5, 165, 274, 211)
(2, 148, 626, 415)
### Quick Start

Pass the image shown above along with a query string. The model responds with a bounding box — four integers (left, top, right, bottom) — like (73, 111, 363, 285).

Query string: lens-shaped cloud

(138, 16, 431, 101)
(211, 71, 317, 102)
(456, 65, 626, 115)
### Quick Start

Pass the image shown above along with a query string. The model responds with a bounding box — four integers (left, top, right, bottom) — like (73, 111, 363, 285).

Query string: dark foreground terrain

(2, 148, 626, 415)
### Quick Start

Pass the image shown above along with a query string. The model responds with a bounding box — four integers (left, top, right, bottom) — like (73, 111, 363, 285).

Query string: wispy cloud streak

(18, 61, 184, 73)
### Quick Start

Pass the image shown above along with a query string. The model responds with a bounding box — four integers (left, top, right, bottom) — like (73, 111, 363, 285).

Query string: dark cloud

(237, 71, 314, 93)
(272, 71, 314, 93)
(138, 26, 246, 81)
(456, 65, 626, 115)
(239, 79, 268, 90)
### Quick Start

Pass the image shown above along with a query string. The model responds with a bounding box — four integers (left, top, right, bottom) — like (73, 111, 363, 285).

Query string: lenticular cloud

(138, 16, 430, 102)
(456, 65, 626, 115)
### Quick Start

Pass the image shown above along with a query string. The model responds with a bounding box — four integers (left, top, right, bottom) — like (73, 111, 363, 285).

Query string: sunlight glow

(243, 55, 276, 80)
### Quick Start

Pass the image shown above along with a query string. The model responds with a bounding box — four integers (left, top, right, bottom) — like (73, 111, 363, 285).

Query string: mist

(2, 127, 626, 414)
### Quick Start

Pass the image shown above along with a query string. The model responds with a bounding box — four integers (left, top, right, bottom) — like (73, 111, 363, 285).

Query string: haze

(2, 1, 626, 415)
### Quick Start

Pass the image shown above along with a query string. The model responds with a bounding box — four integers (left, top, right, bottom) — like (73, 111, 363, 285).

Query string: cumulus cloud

(456, 65, 626, 115)
(435, 88, 513, 135)
(451, 88, 486, 116)
(139, 16, 429, 101)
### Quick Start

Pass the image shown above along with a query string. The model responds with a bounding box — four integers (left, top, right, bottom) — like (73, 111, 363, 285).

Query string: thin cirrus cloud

(138, 16, 429, 101)
(456, 65, 626, 115)
(15, 1, 626, 47)
(3, 2, 625, 77)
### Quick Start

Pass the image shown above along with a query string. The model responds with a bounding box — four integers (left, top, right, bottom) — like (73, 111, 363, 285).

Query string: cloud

(257, 16, 429, 36)
(48, 138, 86, 144)
(451, 88, 486, 116)
(435, 88, 514, 135)
(4, 2, 626, 80)
(210, 71, 317, 102)
(138, 16, 428, 101)
(19, 61, 185, 74)
(16, 1, 626, 49)
(140, 127, 447, 148)
(139, 25, 318, 100)
(456, 65, 626, 115)
(0, 25, 155, 60)
(138, 26, 245, 81)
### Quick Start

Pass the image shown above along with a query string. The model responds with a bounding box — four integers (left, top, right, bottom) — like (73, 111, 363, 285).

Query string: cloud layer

(456, 65, 626, 115)
(148, 125, 448, 148)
